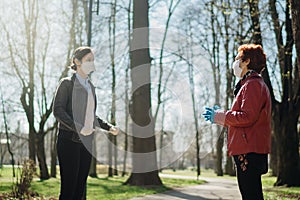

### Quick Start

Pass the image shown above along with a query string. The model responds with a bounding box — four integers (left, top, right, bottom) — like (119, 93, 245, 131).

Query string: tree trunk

(108, 134, 113, 177)
(195, 130, 201, 177)
(247, 0, 262, 45)
(36, 133, 49, 180)
(274, 103, 300, 186)
(159, 130, 164, 172)
(289, 0, 300, 181)
(269, 0, 300, 186)
(122, 126, 129, 176)
(209, 1, 223, 176)
(250, 0, 300, 186)
(1, 89, 16, 177)
(85, 0, 98, 178)
(107, 0, 118, 177)
(122, 0, 131, 178)
(50, 127, 58, 178)
(225, 155, 235, 176)
(222, 1, 235, 176)
(188, 61, 201, 177)
(89, 140, 97, 177)
(216, 127, 224, 176)
(248, 0, 280, 178)
(113, 136, 118, 175)
(290, 0, 300, 70)
(125, 0, 162, 186)
(270, 127, 277, 176)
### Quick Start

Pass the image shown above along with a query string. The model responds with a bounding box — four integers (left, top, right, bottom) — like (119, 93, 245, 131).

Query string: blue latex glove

(202, 105, 220, 123)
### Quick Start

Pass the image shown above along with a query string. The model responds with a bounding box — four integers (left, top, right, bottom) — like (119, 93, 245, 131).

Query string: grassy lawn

(0, 167, 204, 200)
(1, 166, 300, 199)
(262, 176, 300, 200)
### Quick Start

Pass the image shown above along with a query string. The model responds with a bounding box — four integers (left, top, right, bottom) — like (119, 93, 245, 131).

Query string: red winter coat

(214, 72, 272, 156)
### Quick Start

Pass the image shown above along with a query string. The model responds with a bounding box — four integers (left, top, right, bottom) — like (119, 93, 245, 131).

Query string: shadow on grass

(160, 189, 215, 200)
(87, 176, 172, 195)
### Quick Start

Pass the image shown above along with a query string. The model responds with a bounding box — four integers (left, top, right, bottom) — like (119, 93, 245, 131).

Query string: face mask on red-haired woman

(232, 60, 243, 78)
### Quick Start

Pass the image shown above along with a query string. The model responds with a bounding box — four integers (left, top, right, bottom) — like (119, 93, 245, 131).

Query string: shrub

(11, 159, 39, 199)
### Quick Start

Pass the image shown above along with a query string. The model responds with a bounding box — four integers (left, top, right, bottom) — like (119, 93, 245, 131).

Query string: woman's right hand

(109, 126, 119, 135)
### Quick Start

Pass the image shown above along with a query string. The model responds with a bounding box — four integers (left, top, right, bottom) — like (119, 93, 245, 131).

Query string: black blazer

(53, 74, 112, 140)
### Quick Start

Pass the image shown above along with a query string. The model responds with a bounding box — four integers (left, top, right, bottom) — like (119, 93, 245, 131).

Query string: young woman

(53, 46, 118, 200)
(203, 44, 271, 200)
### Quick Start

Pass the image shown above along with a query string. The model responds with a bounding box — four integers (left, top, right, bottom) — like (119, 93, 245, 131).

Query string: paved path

(131, 174, 241, 200)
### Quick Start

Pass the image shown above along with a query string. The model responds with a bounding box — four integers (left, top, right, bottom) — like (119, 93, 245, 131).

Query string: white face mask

(232, 60, 243, 78)
(81, 61, 95, 75)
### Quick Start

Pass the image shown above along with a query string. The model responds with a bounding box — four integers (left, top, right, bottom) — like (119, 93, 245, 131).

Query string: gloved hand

(202, 105, 220, 123)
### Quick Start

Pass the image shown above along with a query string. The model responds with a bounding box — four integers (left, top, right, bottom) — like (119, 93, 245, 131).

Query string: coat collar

(240, 70, 261, 85)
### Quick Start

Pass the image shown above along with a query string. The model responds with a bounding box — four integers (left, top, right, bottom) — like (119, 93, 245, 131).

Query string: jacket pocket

(242, 129, 248, 143)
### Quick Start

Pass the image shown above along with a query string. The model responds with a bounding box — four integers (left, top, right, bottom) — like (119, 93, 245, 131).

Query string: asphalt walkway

(131, 174, 241, 200)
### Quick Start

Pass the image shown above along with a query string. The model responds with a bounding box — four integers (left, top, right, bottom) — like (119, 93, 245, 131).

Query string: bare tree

(207, 1, 224, 176)
(246, 0, 300, 186)
(1, 0, 87, 180)
(153, 0, 181, 123)
(107, 0, 118, 177)
(50, 0, 82, 177)
(1, 0, 52, 179)
(0, 85, 15, 177)
(268, 0, 300, 186)
(122, 0, 132, 177)
(290, 0, 300, 71)
(152, 0, 181, 174)
(50, 122, 58, 178)
(125, 0, 162, 186)
(180, 14, 202, 178)
(219, 0, 236, 176)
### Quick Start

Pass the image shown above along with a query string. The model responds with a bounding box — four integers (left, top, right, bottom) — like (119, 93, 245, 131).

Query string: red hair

(238, 44, 266, 73)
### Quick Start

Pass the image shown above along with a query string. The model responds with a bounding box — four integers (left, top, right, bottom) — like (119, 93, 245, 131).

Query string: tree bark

(89, 140, 98, 177)
(290, 0, 300, 88)
(122, 0, 131, 178)
(222, 0, 235, 176)
(248, 0, 300, 186)
(125, 0, 162, 186)
(50, 125, 58, 178)
(247, 0, 262, 45)
(36, 133, 49, 179)
(209, 1, 223, 176)
(0, 88, 15, 177)
(106, 0, 118, 177)
(248, 0, 279, 177)
(274, 104, 300, 186)
(269, 0, 300, 187)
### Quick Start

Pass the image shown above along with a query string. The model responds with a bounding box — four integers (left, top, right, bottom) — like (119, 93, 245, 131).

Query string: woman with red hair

(203, 44, 272, 200)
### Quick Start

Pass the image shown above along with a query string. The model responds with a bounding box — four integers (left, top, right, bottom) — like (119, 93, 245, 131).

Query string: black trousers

(57, 135, 92, 200)
(234, 153, 268, 200)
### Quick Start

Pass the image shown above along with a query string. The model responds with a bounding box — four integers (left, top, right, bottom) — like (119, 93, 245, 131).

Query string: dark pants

(57, 135, 92, 200)
(234, 153, 268, 200)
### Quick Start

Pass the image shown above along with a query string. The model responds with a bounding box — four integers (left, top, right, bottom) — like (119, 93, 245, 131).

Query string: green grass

(0, 167, 204, 200)
(262, 175, 300, 200)
(2, 167, 300, 200)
